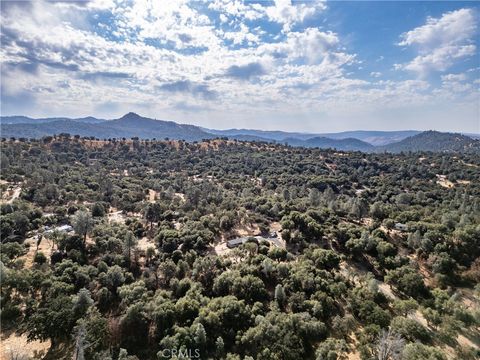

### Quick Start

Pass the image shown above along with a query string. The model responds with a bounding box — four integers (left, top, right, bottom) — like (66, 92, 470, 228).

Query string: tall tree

(72, 210, 94, 245)
(123, 230, 138, 262)
(144, 202, 161, 231)
(274, 284, 286, 309)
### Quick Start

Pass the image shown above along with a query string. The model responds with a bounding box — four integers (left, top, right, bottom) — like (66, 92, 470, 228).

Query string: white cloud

(258, 28, 346, 65)
(441, 73, 467, 82)
(399, 8, 476, 47)
(0, 0, 341, 118)
(265, 0, 326, 32)
(438, 72, 473, 94)
(219, 13, 228, 24)
(222, 23, 260, 46)
(401, 44, 476, 74)
(208, 0, 265, 22)
(0, 0, 478, 132)
(397, 8, 477, 76)
(105, 0, 221, 51)
(209, 0, 325, 32)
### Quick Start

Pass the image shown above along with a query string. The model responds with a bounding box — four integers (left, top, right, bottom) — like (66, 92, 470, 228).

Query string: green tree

(316, 338, 348, 360)
(215, 336, 225, 358)
(26, 295, 75, 347)
(106, 265, 125, 294)
(34, 251, 47, 265)
(76, 307, 109, 358)
(73, 288, 93, 318)
(390, 316, 430, 342)
(144, 202, 161, 231)
(194, 323, 207, 347)
(393, 299, 418, 317)
(92, 203, 105, 217)
(402, 343, 446, 360)
(72, 210, 94, 245)
(274, 284, 286, 309)
(385, 266, 428, 298)
(123, 230, 138, 261)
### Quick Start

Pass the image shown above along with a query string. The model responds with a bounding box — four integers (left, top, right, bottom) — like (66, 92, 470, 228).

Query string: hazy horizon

(3, 112, 479, 135)
(1, 1, 479, 133)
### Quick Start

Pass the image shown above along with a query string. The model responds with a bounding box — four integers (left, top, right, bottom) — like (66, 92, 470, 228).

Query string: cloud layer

(397, 8, 477, 76)
(0, 1, 478, 132)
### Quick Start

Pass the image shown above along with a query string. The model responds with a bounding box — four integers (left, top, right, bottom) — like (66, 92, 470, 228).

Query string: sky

(0, 0, 479, 133)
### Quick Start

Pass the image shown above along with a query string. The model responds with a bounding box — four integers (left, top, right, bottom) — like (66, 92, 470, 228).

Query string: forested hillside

(2, 114, 478, 153)
(0, 113, 214, 142)
(284, 136, 375, 152)
(376, 131, 479, 153)
(1, 137, 479, 360)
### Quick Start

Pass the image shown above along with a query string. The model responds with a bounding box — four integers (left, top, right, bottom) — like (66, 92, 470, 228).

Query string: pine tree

(194, 323, 206, 346)
(72, 210, 93, 245)
(123, 231, 137, 260)
(215, 336, 224, 358)
(73, 288, 93, 318)
(275, 284, 286, 309)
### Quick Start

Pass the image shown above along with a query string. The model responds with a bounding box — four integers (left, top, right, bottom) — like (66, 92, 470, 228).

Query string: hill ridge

(1, 114, 478, 153)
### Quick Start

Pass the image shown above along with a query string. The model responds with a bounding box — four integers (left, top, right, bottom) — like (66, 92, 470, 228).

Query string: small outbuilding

(226, 237, 248, 248)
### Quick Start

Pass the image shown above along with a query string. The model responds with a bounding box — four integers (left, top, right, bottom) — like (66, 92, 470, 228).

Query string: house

(57, 225, 74, 233)
(45, 224, 74, 234)
(394, 223, 408, 231)
(226, 237, 248, 248)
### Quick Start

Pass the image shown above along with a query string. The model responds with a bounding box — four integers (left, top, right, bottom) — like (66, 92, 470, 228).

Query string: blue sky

(1, 0, 479, 132)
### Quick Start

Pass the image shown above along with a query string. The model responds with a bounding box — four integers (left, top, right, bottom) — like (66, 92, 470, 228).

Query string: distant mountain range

(1, 113, 211, 141)
(0, 115, 106, 125)
(1, 113, 479, 153)
(282, 136, 375, 152)
(376, 130, 480, 153)
(206, 128, 421, 146)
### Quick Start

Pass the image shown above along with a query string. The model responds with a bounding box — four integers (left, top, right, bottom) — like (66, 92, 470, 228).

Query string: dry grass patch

(0, 331, 50, 360)
(436, 174, 454, 188)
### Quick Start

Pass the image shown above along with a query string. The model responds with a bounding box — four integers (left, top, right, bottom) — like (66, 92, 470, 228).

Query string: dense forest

(1, 136, 479, 360)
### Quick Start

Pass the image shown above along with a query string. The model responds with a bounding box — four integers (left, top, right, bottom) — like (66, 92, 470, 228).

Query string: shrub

(34, 251, 47, 265)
